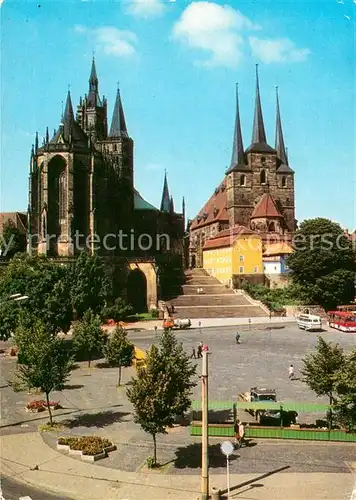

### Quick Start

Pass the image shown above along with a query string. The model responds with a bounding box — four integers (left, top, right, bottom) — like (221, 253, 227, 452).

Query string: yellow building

(203, 226, 263, 286)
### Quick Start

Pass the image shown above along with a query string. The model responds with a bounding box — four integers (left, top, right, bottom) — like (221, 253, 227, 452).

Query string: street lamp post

(201, 349, 209, 500)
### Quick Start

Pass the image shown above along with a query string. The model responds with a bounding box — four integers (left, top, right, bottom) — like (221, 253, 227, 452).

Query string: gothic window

(269, 221, 276, 232)
(59, 171, 66, 218)
(240, 174, 246, 186)
(41, 211, 47, 239)
(261, 156, 266, 165)
(260, 169, 266, 184)
(282, 176, 287, 187)
(113, 144, 117, 152)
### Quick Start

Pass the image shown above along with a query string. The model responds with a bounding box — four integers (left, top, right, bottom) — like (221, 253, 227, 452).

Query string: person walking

(288, 364, 295, 380)
(235, 332, 240, 344)
(235, 420, 245, 448)
(191, 347, 196, 359)
(197, 343, 202, 358)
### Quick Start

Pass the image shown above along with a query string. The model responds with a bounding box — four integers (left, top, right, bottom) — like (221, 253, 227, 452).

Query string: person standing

(288, 364, 295, 380)
(191, 347, 196, 359)
(235, 332, 240, 344)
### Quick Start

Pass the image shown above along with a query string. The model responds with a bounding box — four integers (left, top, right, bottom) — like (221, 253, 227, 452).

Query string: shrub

(58, 436, 113, 455)
(146, 456, 155, 468)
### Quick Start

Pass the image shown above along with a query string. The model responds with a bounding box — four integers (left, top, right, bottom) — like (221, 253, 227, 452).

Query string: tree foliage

(127, 329, 196, 465)
(287, 218, 356, 310)
(72, 310, 105, 367)
(101, 297, 133, 323)
(70, 252, 110, 319)
(0, 219, 26, 258)
(333, 350, 356, 431)
(13, 319, 73, 425)
(301, 336, 345, 428)
(103, 326, 134, 386)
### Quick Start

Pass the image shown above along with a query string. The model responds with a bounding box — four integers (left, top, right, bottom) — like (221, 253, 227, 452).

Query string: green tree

(101, 297, 133, 323)
(333, 349, 356, 431)
(127, 330, 196, 466)
(0, 219, 26, 258)
(13, 320, 73, 425)
(72, 310, 105, 367)
(287, 218, 356, 310)
(301, 336, 345, 428)
(44, 270, 73, 334)
(70, 252, 110, 319)
(0, 299, 19, 341)
(103, 326, 134, 386)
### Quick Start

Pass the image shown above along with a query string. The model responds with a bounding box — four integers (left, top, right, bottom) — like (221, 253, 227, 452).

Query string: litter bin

(211, 486, 221, 500)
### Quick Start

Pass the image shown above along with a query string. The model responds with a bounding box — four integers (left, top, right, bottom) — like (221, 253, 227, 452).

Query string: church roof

(251, 193, 282, 219)
(190, 179, 229, 230)
(133, 189, 158, 211)
(226, 84, 249, 174)
(277, 163, 294, 173)
(203, 225, 259, 250)
(50, 91, 88, 146)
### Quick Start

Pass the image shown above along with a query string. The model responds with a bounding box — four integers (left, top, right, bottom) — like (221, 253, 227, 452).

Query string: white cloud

(249, 37, 311, 63)
(75, 25, 138, 57)
(172, 1, 259, 68)
(127, 0, 166, 19)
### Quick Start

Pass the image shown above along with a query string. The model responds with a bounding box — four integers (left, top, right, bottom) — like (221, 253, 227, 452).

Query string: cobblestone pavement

(1, 325, 355, 477)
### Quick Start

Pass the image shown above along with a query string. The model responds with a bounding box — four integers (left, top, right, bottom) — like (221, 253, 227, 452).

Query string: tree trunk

(88, 353, 91, 368)
(45, 392, 53, 426)
(328, 393, 333, 430)
(152, 433, 157, 466)
(117, 366, 122, 387)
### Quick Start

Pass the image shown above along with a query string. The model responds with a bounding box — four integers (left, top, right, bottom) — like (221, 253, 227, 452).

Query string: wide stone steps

(174, 305, 267, 318)
(170, 268, 268, 319)
(171, 294, 249, 306)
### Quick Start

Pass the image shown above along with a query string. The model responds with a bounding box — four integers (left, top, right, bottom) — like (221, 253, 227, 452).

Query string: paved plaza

(1, 323, 355, 499)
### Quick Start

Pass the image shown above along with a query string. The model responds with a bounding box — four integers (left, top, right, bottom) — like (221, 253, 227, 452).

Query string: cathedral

(27, 58, 185, 311)
(189, 67, 296, 268)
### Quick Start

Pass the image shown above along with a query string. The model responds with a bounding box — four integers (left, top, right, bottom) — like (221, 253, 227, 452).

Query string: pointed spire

(182, 196, 186, 219)
(35, 132, 39, 153)
(246, 65, 275, 154)
(109, 86, 128, 138)
(170, 196, 174, 213)
(275, 87, 288, 165)
(160, 170, 171, 212)
(252, 64, 267, 144)
(45, 126, 49, 144)
(89, 57, 98, 89)
(229, 83, 246, 171)
(63, 90, 74, 122)
(87, 57, 101, 107)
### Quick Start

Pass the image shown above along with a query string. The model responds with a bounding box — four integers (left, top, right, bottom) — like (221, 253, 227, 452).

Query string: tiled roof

(190, 179, 228, 230)
(133, 189, 158, 211)
(251, 193, 282, 219)
(263, 242, 293, 256)
(203, 225, 259, 250)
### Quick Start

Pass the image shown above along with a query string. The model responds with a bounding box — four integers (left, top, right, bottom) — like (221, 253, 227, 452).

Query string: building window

(113, 144, 117, 152)
(239, 255, 244, 262)
(261, 156, 266, 165)
(260, 169, 266, 184)
(59, 171, 66, 218)
(239, 266, 244, 273)
(240, 174, 246, 186)
(254, 266, 258, 273)
(282, 176, 287, 187)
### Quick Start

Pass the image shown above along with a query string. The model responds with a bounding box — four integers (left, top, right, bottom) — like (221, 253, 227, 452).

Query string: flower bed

(26, 400, 61, 413)
(57, 436, 116, 462)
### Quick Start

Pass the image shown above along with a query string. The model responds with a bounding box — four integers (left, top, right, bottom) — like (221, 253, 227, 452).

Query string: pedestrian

(191, 347, 196, 359)
(235, 419, 245, 447)
(235, 332, 240, 344)
(288, 364, 295, 380)
(197, 343, 202, 358)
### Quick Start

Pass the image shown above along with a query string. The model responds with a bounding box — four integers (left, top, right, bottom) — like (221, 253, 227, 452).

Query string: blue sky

(1, 0, 355, 229)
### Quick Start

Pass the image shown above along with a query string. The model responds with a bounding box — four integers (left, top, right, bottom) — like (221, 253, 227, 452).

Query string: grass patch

(39, 422, 64, 432)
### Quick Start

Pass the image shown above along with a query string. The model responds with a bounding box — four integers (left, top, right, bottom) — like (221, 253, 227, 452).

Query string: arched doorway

(127, 269, 147, 313)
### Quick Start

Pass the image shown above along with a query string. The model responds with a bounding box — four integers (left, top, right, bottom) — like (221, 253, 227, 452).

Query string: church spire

(228, 83, 246, 172)
(170, 196, 174, 213)
(109, 86, 128, 138)
(87, 57, 100, 107)
(252, 64, 266, 144)
(160, 170, 171, 212)
(246, 65, 275, 154)
(275, 87, 288, 166)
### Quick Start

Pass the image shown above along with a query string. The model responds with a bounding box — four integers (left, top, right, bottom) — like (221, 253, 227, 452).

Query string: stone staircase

(171, 268, 268, 319)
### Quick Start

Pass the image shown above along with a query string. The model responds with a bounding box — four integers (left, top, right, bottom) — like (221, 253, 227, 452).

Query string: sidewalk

(0, 432, 354, 500)
(110, 317, 296, 332)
